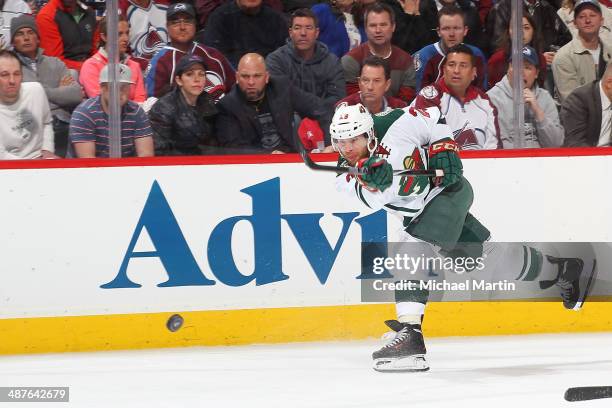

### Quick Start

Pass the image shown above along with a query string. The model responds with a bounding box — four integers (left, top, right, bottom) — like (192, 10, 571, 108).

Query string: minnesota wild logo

(398, 148, 428, 196)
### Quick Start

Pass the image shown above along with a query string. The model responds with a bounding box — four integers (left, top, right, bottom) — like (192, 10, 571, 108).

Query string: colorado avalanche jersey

(411, 79, 501, 150)
(120, 0, 170, 67)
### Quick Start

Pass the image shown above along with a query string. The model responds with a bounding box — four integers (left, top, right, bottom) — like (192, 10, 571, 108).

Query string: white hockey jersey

(411, 79, 501, 150)
(335, 106, 453, 219)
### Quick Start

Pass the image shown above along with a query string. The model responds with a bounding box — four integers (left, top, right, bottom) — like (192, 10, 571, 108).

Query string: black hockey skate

(372, 320, 429, 372)
(544, 256, 598, 311)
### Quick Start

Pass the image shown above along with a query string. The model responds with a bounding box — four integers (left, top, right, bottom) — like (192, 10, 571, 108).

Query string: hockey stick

(296, 142, 443, 178)
(564, 386, 612, 402)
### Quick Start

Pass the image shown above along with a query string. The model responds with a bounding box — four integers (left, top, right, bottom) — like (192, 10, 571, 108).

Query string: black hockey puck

(166, 314, 184, 332)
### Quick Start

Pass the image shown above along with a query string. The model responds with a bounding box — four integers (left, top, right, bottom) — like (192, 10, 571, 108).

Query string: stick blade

(565, 386, 612, 402)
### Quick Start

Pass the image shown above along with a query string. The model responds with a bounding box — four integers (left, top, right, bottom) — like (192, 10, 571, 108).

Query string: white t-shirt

(0, 0, 32, 49)
(343, 12, 361, 52)
(0, 82, 54, 159)
(598, 80, 612, 146)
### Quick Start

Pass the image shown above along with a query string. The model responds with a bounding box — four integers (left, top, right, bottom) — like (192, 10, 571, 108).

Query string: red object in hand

(298, 118, 324, 151)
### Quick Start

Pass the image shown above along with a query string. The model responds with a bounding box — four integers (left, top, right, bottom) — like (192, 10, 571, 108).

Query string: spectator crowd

(1, 0, 611, 160)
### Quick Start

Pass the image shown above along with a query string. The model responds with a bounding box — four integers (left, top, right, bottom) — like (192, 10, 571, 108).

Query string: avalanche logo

(453, 122, 482, 149)
(204, 71, 226, 101)
(133, 24, 168, 59)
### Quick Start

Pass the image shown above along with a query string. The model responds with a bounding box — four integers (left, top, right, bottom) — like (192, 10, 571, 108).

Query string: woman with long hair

(311, 0, 369, 58)
(79, 14, 147, 103)
(487, 13, 548, 89)
(148, 54, 218, 156)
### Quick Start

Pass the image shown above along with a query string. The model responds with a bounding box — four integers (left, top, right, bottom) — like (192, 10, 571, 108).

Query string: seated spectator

(485, 0, 571, 56)
(0, 50, 57, 159)
(421, 0, 487, 54)
(475, 0, 492, 26)
(0, 0, 31, 49)
(147, 2, 235, 101)
(414, 6, 487, 92)
(553, 0, 612, 102)
(311, 0, 366, 58)
(337, 55, 407, 113)
(342, 2, 416, 103)
(69, 64, 154, 158)
(266, 8, 344, 136)
(80, 15, 146, 103)
(10, 14, 82, 157)
(36, 0, 97, 71)
(200, 0, 288, 67)
(119, 0, 170, 71)
(560, 61, 612, 146)
(412, 44, 501, 150)
(379, 0, 437, 55)
(149, 54, 218, 155)
(215, 53, 330, 153)
(487, 14, 548, 89)
(487, 46, 564, 148)
(195, 0, 284, 29)
(558, 0, 612, 43)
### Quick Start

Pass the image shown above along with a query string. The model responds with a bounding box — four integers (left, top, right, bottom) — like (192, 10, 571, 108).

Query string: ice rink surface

(1, 332, 612, 408)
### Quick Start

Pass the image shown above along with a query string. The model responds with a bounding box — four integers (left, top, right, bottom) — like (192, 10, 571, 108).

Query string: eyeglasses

(168, 18, 195, 26)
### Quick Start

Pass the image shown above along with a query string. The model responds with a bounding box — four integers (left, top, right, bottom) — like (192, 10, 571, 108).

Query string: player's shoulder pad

(372, 109, 405, 142)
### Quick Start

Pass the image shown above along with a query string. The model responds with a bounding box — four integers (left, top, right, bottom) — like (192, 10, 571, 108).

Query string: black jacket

(560, 81, 603, 147)
(381, 0, 438, 55)
(200, 1, 288, 67)
(149, 87, 218, 155)
(486, 0, 571, 53)
(215, 75, 331, 152)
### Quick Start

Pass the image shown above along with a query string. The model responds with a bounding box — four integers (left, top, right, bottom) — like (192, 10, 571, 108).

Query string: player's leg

(481, 242, 597, 310)
(372, 177, 475, 372)
(371, 236, 431, 372)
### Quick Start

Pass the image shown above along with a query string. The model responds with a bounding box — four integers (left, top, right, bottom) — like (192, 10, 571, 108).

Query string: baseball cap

(99, 63, 134, 84)
(508, 46, 539, 67)
(574, 0, 602, 16)
(175, 54, 207, 76)
(167, 3, 196, 20)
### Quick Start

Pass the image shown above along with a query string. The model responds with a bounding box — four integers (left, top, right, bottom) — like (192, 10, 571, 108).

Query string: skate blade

(373, 355, 429, 372)
(573, 258, 598, 311)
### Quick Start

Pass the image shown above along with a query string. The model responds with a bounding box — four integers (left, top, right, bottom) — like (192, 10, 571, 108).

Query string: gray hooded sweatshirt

(487, 75, 564, 148)
(265, 40, 345, 110)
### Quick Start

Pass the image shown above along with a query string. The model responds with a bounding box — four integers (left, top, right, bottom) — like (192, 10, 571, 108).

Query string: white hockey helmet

(330, 102, 378, 156)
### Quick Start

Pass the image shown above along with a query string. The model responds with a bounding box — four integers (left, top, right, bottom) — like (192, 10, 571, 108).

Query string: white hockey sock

(398, 314, 422, 325)
(396, 301, 425, 321)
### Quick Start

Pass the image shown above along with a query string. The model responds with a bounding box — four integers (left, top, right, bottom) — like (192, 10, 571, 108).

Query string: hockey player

(330, 102, 597, 372)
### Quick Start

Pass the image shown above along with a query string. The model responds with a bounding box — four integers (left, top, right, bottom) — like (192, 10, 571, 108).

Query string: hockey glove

(356, 156, 393, 192)
(428, 138, 462, 187)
